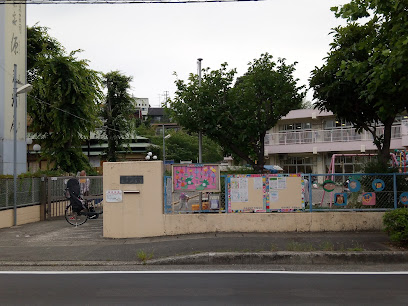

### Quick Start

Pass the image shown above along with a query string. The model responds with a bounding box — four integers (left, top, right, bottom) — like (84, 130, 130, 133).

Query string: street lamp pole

(197, 58, 203, 164)
(162, 124, 165, 173)
(197, 58, 203, 212)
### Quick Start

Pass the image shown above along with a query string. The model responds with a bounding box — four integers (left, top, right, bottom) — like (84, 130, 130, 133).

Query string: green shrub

(383, 208, 408, 245)
(363, 160, 398, 174)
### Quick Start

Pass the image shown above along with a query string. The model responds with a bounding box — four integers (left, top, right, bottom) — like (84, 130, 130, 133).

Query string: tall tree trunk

(378, 119, 394, 167)
(254, 133, 266, 173)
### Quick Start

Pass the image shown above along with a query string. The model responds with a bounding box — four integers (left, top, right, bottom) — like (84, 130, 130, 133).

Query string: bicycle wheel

(65, 205, 89, 226)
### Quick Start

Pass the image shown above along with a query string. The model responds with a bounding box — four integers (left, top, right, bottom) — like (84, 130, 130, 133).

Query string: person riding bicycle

(79, 170, 90, 197)
(66, 178, 86, 214)
(65, 175, 97, 224)
(79, 170, 97, 219)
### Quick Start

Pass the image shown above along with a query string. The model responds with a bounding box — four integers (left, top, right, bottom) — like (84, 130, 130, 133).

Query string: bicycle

(64, 178, 102, 226)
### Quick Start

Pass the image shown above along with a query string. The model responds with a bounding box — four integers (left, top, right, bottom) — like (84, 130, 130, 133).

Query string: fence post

(393, 173, 398, 209)
(5, 179, 9, 207)
(308, 174, 313, 213)
(163, 175, 167, 214)
(32, 178, 35, 204)
(225, 175, 228, 213)
(47, 177, 52, 219)
(40, 176, 47, 221)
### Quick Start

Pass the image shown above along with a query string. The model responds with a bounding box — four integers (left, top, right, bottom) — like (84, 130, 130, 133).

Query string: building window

(280, 156, 313, 174)
(328, 155, 375, 173)
(324, 119, 352, 129)
(279, 122, 312, 131)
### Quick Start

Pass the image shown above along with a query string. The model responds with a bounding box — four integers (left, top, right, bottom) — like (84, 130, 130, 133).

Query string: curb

(0, 251, 407, 266)
(147, 251, 408, 265)
(0, 261, 143, 267)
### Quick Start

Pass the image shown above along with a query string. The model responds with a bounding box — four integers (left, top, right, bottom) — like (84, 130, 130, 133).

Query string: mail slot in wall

(123, 190, 140, 194)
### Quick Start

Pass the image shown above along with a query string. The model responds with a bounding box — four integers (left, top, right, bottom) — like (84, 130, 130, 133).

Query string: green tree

(27, 25, 63, 83)
(163, 131, 223, 163)
(169, 53, 304, 172)
(102, 71, 136, 162)
(27, 26, 102, 172)
(310, 0, 408, 166)
(140, 128, 224, 164)
(300, 99, 313, 109)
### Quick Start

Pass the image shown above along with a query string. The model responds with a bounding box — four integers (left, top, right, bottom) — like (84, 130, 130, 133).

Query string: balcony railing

(265, 125, 402, 146)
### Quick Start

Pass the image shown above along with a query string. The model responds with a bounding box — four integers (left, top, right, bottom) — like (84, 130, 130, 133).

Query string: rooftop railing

(265, 124, 402, 146)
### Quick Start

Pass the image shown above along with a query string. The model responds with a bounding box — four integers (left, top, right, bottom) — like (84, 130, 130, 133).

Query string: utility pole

(197, 58, 203, 212)
(163, 91, 169, 107)
(13, 64, 17, 226)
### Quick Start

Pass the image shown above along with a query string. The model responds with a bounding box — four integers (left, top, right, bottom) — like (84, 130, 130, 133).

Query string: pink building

(264, 109, 408, 174)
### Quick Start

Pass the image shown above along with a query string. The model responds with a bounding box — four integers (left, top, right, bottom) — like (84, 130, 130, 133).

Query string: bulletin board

(267, 175, 303, 211)
(227, 174, 266, 212)
(172, 164, 220, 192)
(227, 174, 303, 213)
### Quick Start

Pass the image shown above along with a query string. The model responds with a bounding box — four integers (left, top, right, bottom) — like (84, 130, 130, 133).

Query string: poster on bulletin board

(227, 174, 303, 213)
(172, 164, 220, 192)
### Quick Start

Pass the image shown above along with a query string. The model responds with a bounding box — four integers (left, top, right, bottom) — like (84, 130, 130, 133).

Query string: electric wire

(2, 0, 260, 4)
(0, 63, 124, 134)
(30, 95, 123, 134)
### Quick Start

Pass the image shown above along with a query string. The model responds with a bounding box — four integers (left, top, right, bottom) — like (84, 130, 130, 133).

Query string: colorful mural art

(172, 164, 220, 192)
(362, 192, 376, 206)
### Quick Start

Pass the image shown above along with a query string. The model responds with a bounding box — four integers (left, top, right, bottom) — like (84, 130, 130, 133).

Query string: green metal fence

(0, 177, 41, 209)
(305, 173, 408, 211)
(0, 176, 103, 219)
(164, 173, 408, 213)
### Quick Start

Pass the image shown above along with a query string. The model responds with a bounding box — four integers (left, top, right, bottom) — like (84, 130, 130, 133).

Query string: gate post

(47, 177, 52, 218)
(40, 175, 47, 221)
(393, 173, 397, 209)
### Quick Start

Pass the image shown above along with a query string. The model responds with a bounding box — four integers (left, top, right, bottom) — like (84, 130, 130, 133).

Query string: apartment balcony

(265, 122, 407, 155)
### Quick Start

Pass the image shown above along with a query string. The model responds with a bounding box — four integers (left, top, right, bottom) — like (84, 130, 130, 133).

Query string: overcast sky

(27, 0, 348, 107)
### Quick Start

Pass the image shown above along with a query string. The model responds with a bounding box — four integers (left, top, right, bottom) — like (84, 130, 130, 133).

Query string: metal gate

(46, 176, 103, 219)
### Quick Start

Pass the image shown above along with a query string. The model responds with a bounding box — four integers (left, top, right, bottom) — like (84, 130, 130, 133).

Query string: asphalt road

(0, 272, 407, 305)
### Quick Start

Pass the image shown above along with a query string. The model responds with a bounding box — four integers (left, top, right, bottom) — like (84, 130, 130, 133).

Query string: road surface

(0, 271, 407, 305)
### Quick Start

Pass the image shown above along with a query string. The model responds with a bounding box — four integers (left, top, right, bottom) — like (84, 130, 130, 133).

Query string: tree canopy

(27, 25, 102, 172)
(310, 0, 408, 166)
(169, 53, 305, 172)
(136, 126, 224, 164)
(101, 71, 136, 162)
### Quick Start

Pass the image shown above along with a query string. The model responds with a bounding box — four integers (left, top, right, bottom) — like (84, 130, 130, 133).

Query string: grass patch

(137, 250, 154, 263)
(347, 246, 364, 252)
(286, 241, 315, 252)
(320, 241, 335, 251)
(347, 241, 365, 252)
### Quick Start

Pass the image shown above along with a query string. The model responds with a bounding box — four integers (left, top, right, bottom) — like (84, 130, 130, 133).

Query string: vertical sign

(0, 3, 27, 174)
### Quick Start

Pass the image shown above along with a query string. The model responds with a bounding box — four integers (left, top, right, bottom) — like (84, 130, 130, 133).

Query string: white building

(133, 97, 149, 119)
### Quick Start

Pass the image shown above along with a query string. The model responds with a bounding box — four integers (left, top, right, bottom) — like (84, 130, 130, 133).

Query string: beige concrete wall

(0, 206, 40, 229)
(103, 161, 164, 238)
(162, 212, 385, 236)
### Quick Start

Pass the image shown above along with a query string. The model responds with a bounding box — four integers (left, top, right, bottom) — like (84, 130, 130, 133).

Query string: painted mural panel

(172, 164, 220, 192)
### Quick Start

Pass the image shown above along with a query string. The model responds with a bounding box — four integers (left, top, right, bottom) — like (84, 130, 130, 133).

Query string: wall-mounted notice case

(120, 176, 144, 184)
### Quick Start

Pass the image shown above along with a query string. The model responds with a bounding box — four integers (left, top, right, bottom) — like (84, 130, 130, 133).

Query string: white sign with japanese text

(106, 190, 123, 203)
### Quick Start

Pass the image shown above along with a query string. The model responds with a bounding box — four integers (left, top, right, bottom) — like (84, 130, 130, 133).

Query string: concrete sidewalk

(0, 217, 407, 267)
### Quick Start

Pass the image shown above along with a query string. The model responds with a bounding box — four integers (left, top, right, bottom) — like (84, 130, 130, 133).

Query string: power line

(0, 58, 136, 136)
(0, 64, 124, 134)
(31, 95, 123, 133)
(0, 0, 260, 4)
